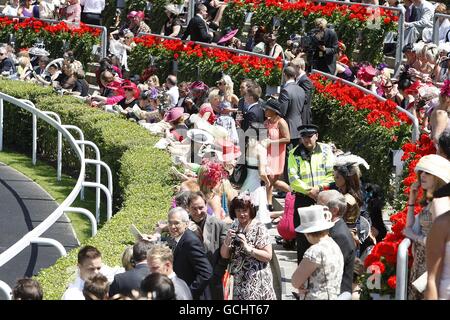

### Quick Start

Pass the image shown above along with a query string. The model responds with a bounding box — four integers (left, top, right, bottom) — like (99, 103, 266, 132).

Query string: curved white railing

(0, 92, 112, 300)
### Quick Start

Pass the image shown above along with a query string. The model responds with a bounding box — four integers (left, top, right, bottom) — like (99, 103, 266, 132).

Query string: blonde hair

(208, 88, 221, 103)
(315, 18, 327, 29)
(289, 57, 306, 71)
(417, 172, 447, 204)
(121, 246, 134, 271)
(221, 75, 234, 99)
(148, 75, 160, 87)
(18, 56, 30, 68)
(147, 244, 173, 264)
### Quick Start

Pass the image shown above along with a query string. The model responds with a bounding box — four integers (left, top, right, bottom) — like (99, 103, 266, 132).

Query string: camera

(231, 231, 244, 248)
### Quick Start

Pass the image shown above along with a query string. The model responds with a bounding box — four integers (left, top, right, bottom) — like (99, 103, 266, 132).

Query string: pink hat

(356, 65, 377, 86)
(164, 107, 186, 123)
(136, 11, 145, 20)
(215, 138, 242, 163)
(189, 81, 209, 92)
(120, 80, 140, 99)
(218, 29, 239, 44)
(127, 11, 138, 19)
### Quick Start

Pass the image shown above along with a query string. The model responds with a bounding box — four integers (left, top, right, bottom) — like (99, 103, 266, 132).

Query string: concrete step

(87, 62, 99, 74)
(85, 72, 97, 87)
(88, 84, 100, 96)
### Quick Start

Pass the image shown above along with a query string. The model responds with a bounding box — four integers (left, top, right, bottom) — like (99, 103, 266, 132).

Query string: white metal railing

(395, 238, 412, 300)
(0, 14, 107, 58)
(0, 91, 112, 300)
(311, 69, 419, 143)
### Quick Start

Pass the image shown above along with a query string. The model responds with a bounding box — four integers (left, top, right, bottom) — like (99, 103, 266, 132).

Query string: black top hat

(261, 99, 283, 116)
(297, 124, 319, 136)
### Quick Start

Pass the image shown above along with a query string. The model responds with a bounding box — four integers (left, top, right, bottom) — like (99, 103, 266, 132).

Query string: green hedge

(0, 80, 173, 299)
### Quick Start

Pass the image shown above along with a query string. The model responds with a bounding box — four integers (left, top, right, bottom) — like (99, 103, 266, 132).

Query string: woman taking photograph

(291, 205, 343, 300)
(220, 194, 276, 300)
(403, 154, 450, 300)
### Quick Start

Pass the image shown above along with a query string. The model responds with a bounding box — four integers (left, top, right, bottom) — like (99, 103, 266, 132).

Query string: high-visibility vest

(288, 142, 335, 195)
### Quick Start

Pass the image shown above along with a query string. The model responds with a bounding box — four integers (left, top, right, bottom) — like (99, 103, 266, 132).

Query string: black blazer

(296, 74, 314, 125)
(181, 15, 213, 43)
(108, 263, 150, 297)
(173, 229, 213, 300)
(329, 219, 356, 294)
(278, 82, 306, 139)
(241, 102, 265, 132)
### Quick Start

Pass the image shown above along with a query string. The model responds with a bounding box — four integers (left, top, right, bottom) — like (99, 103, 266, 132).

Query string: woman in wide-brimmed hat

(161, 4, 182, 37)
(260, 99, 291, 212)
(403, 154, 450, 300)
(163, 107, 189, 142)
(291, 205, 344, 300)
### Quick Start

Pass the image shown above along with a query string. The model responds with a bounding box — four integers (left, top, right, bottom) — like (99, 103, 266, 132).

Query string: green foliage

(0, 80, 173, 299)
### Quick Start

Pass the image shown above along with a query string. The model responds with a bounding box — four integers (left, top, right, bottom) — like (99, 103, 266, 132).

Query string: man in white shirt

(62, 245, 122, 300)
(165, 75, 179, 108)
(404, 0, 435, 44)
(146, 243, 193, 300)
(80, 0, 105, 25)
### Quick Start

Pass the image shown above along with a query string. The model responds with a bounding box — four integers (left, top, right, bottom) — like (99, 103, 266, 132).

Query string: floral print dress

(302, 236, 344, 300)
(230, 221, 276, 300)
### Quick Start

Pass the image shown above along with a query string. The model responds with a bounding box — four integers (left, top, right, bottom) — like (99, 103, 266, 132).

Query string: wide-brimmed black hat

(297, 124, 319, 136)
(261, 99, 283, 116)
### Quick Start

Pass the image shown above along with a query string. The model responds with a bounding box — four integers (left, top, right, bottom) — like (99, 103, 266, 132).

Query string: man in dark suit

(181, 4, 214, 43)
(168, 207, 213, 300)
(318, 190, 356, 294)
(241, 85, 264, 132)
(310, 18, 339, 75)
(278, 66, 306, 148)
(187, 191, 229, 300)
(108, 240, 152, 298)
(290, 57, 313, 125)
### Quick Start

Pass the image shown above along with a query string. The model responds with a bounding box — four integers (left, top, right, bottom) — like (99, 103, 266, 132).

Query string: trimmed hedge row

(0, 80, 174, 299)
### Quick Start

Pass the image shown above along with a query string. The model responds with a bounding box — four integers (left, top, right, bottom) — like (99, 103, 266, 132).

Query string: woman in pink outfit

(261, 99, 290, 211)
(65, 0, 82, 24)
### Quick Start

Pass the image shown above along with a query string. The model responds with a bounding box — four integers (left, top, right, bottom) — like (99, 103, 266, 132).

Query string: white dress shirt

(80, 0, 105, 14)
(167, 86, 179, 108)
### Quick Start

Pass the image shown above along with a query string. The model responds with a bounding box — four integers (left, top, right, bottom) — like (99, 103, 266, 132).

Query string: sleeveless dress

(408, 204, 433, 300)
(21, 6, 33, 17)
(264, 118, 286, 177)
(439, 242, 450, 300)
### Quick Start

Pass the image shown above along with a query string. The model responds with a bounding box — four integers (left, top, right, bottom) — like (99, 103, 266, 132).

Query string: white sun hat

(295, 205, 335, 234)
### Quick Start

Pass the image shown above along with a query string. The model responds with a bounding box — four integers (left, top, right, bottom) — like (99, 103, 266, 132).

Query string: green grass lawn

(0, 149, 102, 243)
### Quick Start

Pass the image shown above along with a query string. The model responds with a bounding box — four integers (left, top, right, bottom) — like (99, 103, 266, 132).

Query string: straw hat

(414, 154, 450, 183)
(165, 4, 180, 15)
(295, 205, 335, 233)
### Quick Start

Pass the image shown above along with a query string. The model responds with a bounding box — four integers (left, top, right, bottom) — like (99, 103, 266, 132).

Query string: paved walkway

(0, 162, 79, 298)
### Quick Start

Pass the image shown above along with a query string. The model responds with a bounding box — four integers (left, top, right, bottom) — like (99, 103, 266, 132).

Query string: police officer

(287, 124, 335, 264)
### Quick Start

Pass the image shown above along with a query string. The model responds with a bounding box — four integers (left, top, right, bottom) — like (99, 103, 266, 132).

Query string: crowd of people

(2, 0, 450, 301)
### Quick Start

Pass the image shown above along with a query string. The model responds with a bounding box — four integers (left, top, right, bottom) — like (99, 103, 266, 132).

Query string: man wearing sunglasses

(0, 47, 16, 75)
(287, 124, 335, 264)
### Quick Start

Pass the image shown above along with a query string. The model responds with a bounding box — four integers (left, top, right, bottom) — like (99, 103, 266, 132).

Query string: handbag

(230, 164, 247, 185)
(222, 264, 234, 300)
(277, 192, 296, 240)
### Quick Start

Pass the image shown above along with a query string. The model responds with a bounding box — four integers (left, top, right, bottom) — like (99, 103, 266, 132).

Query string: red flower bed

(310, 74, 410, 129)
(0, 16, 101, 37)
(227, 0, 398, 25)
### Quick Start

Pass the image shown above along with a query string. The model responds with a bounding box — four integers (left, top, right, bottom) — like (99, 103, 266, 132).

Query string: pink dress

(264, 118, 286, 176)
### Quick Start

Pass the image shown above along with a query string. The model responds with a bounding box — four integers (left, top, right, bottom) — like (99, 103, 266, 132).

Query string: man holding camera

(310, 18, 339, 75)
